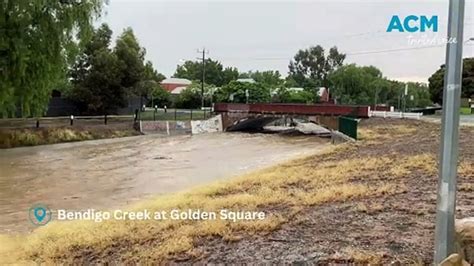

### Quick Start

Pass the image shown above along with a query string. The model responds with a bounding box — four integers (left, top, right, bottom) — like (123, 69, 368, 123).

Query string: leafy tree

(69, 25, 166, 114)
(174, 82, 215, 108)
(384, 80, 405, 107)
(135, 62, 166, 101)
(214, 81, 271, 103)
(428, 68, 444, 105)
(276, 88, 316, 104)
(175, 87, 203, 109)
(222, 67, 239, 85)
(69, 24, 126, 115)
(372, 79, 401, 107)
(0, 0, 106, 117)
(288, 45, 345, 89)
(144, 61, 166, 83)
(114, 28, 146, 95)
(135, 80, 158, 102)
(330, 64, 381, 105)
(283, 77, 300, 88)
(174, 59, 238, 86)
(149, 86, 171, 108)
(330, 64, 432, 108)
(136, 60, 166, 106)
(239, 70, 283, 88)
(428, 57, 474, 104)
(405, 82, 433, 109)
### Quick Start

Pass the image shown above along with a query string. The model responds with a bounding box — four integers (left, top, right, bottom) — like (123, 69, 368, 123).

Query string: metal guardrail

(370, 111, 423, 120)
(0, 115, 136, 129)
(0, 115, 134, 122)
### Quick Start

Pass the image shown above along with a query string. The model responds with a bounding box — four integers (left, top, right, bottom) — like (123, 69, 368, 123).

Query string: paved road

(422, 115, 474, 126)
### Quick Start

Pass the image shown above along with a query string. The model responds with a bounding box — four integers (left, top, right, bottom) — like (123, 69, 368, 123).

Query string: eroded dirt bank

(191, 119, 474, 264)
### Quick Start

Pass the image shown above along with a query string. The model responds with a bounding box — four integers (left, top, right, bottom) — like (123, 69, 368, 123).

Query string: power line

(205, 21, 474, 51)
(214, 43, 473, 62)
(347, 44, 445, 56)
(348, 42, 473, 56)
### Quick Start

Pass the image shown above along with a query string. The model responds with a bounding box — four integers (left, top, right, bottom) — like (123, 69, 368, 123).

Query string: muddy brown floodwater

(0, 133, 329, 233)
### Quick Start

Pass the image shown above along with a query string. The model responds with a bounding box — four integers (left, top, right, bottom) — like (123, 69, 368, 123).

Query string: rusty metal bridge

(213, 103, 369, 132)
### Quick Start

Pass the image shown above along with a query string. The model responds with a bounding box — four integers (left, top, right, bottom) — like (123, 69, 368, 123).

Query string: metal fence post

(36, 119, 39, 128)
(434, 0, 465, 264)
(190, 109, 193, 120)
(174, 109, 177, 121)
(104, 114, 108, 125)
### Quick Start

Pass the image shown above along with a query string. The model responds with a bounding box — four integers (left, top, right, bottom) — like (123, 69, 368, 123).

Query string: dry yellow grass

(341, 247, 385, 264)
(389, 153, 437, 178)
(359, 124, 417, 144)
(354, 202, 385, 214)
(459, 160, 474, 177)
(0, 131, 434, 263)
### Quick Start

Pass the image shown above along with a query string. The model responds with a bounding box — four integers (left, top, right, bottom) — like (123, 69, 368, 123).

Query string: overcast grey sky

(100, 0, 474, 83)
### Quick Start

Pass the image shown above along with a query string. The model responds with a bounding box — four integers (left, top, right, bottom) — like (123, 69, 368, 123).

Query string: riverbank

(0, 126, 140, 148)
(1, 118, 473, 264)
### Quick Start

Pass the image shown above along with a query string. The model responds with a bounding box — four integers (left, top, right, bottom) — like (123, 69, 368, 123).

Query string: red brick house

(161, 78, 192, 92)
(318, 87, 330, 102)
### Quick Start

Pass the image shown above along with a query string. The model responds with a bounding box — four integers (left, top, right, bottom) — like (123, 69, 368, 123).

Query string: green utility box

(338, 116, 358, 140)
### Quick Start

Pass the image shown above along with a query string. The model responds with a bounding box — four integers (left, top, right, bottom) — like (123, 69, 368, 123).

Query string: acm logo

(387, 15, 438, 32)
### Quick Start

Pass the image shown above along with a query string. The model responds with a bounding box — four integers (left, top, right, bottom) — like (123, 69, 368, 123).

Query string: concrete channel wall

(140, 115, 223, 135)
(140, 120, 192, 135)
(190, 115, 223, 134)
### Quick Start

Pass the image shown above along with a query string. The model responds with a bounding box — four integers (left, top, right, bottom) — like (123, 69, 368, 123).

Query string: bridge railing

(214, 103, 370, 118)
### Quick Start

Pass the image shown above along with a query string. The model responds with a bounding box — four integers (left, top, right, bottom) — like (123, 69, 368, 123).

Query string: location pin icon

(34, 207, 46, 222)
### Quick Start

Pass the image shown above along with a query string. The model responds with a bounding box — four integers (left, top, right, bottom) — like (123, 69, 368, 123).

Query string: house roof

(161, 78, 192, 85)
(170, 86, 188, 95)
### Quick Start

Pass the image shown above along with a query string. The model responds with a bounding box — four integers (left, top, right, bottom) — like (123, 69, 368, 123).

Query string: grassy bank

(1, 119, 473, 264)
(461, 107, 472, 115)
(0, 127, 140, 148)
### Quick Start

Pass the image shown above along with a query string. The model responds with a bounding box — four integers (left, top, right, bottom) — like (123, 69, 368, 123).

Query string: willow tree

(0, 0, 106, 117)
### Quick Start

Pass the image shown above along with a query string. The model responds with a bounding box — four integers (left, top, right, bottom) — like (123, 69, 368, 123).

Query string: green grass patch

(461, 107, 472, 115)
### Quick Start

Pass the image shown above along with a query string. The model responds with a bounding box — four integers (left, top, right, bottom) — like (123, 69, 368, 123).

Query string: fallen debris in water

(153, 156, 171, 160)
(263, 122, 331, 136)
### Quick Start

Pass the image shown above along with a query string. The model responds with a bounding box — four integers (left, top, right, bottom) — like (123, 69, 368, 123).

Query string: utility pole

(403, 83, 408, 112)
(197, 48, 208, 109)
(374, 87, 378, 111)
(398, 91, 401, 111)
(434, 0, 465, 264)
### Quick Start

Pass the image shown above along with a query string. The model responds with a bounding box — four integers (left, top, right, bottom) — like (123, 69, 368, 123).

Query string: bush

(148, 86, 172, 108)
(214, 81, 271, 103)
(175, 88, 202, 109)
(276, 88, 316, 103)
